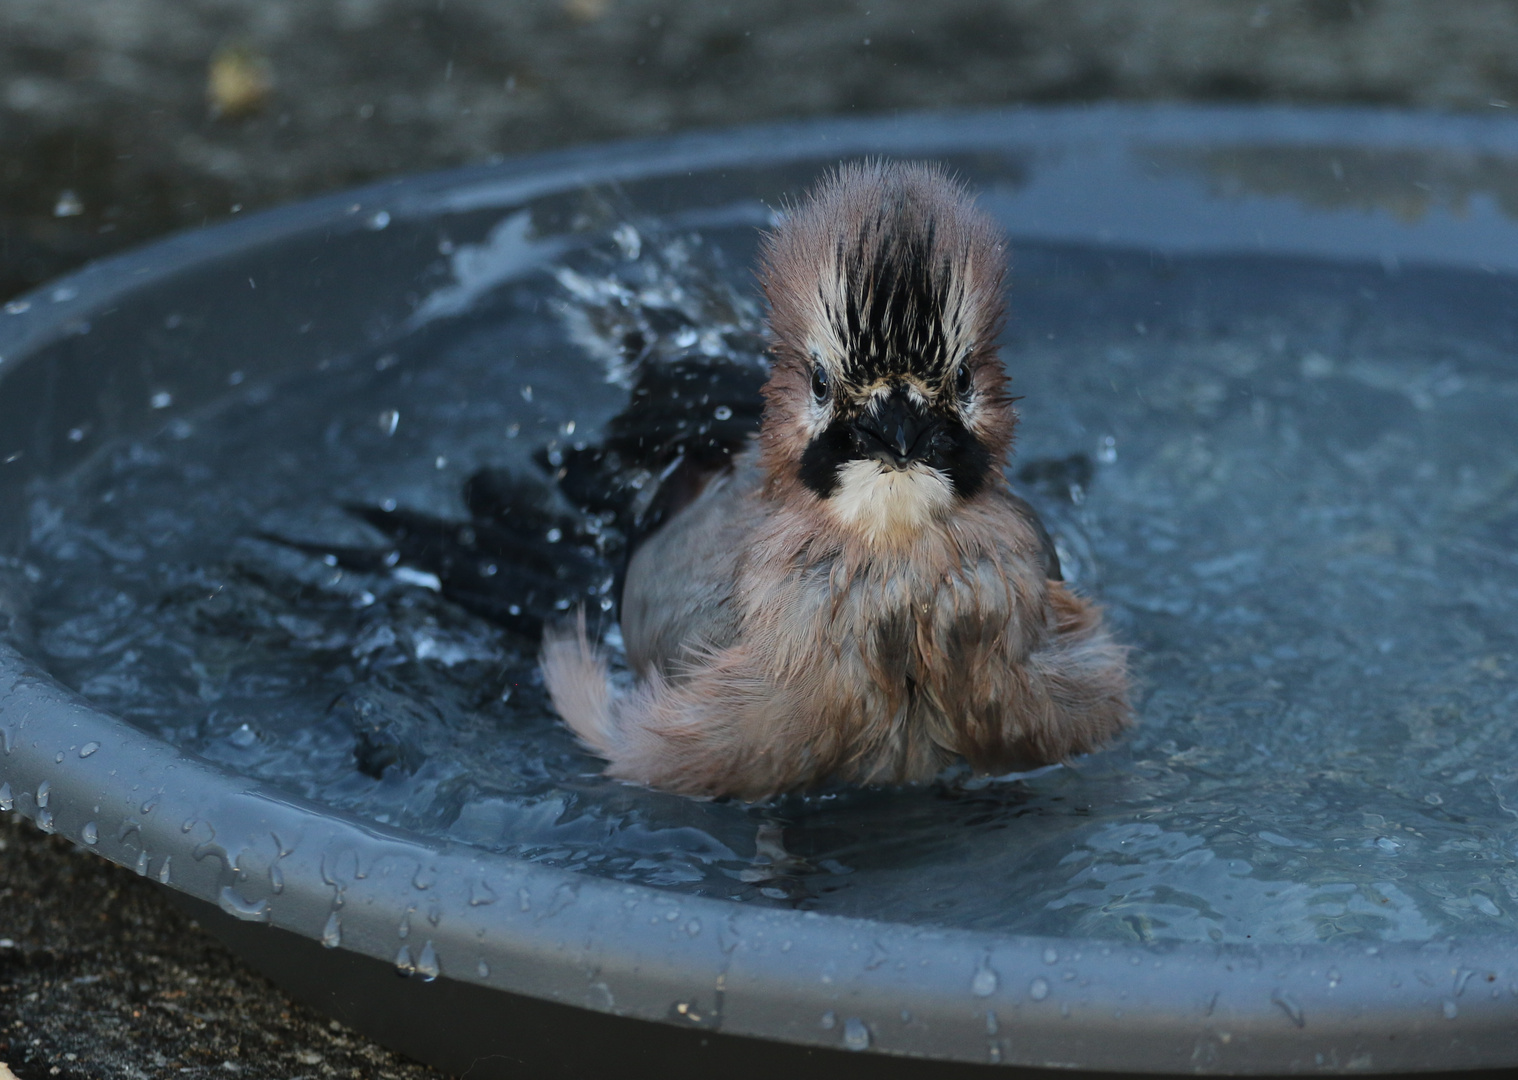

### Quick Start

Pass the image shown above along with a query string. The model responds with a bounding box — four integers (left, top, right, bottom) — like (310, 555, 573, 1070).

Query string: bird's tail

(540, 610, 620, 756)
(1026, 582, 1133, 757)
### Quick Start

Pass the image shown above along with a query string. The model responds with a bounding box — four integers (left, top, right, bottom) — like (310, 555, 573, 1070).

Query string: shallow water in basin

(13, 221, 1518, 947)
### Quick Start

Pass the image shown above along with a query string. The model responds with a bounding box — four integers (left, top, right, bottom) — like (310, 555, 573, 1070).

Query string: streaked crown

(758, 161, 1015, 530)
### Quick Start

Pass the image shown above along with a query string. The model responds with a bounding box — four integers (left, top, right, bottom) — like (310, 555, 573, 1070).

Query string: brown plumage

(542, 161, 1131, 801)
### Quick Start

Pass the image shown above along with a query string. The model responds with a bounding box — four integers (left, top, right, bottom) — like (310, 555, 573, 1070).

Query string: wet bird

(540, 161, 1132, 799)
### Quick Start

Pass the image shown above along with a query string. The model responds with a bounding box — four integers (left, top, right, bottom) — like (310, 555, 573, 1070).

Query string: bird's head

(758, 161, 1015, 546)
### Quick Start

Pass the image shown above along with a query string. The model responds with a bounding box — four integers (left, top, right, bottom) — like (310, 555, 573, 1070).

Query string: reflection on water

(13, 220, 1518, 947)
(1151, 143, 1518, 223)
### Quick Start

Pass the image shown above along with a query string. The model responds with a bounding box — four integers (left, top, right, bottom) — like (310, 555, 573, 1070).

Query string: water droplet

(714, 405, 733, 420)
(36, 780, 50, 808)
(416, 941, 440, 981)
(469, 879, 497, 906)
(395, 945, 415, 976)
(150, 391, 173, 410)
(379, 409, 400, 436)
(367, 210, 391, 231)
(685, 918, 702, 937)
(0, 783, 12, 811)
(1029, 977, 1050, 1001)
(53, 753, 64, 764)
(1043, 947, 1059, 964)
(518, 887, 531, 912)
(140, 794, 159, 814)
(36, 809, 54, 833)
(971, 960, 999, 997)
(819, 1010, 836, 1030)
(228, 724, 257, 749)
(1443, 999, 1459, 1020)
(1097, 434, 1118, 464)
(1327, 967, 1341, 988)
(988, 1042, 1003, 1064)
(520, 384, 533, 403)
(612, 223, 641, 260)
(842, 1017, 870, 1051)
(477, 959, 490, 978)
(218, 886, 270, 923)
(54, 189, 84, 217)
(81, 822, 98, 845)
(158, 856, 172, 884)
(79, 742, 100, 758)
(135, 851, 149, 876)
(1271, 988, 1305, 1028)
(269, 863, 284, 894)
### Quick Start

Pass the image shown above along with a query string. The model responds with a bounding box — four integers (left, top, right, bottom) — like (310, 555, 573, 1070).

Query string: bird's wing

(266, 220, 769, 641)
(543, 220, 769, 547)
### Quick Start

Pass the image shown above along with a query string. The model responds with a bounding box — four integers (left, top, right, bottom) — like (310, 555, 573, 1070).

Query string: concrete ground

(5, 1, 1518, 1076)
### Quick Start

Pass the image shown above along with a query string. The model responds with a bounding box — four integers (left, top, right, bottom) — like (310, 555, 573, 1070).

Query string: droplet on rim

(971, 959, 998, 997)
(416, 941, 440, 981)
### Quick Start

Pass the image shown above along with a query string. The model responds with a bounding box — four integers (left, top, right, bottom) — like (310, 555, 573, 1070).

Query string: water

(12, 218, 1518, 947)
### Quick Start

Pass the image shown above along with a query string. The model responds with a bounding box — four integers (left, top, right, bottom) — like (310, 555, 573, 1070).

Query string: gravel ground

(6, 1, 1518, 1076)
(7, 0, 1518, 299)
(0, 812, 438, 1080)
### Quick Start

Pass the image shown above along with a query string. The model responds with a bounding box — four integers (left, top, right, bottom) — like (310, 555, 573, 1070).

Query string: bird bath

(5, 106, 1518, 1077)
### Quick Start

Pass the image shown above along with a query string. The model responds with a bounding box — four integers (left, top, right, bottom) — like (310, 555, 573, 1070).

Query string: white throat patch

(825, 459, 955, 545)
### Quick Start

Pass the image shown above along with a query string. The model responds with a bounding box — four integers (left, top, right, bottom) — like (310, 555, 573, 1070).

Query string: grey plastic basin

(5, 106, 1518, 1077)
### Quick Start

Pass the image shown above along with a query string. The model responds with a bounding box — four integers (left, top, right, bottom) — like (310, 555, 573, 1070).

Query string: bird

(539, 161, 1132, 801)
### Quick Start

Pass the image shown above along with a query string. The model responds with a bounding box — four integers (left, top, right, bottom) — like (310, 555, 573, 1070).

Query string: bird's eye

(955, 362, 974, 401)
(811, 365, 830, 403)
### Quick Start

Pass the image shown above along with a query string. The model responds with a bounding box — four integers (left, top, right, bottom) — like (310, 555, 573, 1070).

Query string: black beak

(852, 389, 936, 469)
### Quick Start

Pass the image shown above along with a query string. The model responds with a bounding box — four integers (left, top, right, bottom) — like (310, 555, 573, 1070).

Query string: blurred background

(5, 1, 1518, 1077)
(7, 0, 1518, 302)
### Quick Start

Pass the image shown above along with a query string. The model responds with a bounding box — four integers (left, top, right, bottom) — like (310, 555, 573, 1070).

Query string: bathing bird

(539, 161, 1132, 799)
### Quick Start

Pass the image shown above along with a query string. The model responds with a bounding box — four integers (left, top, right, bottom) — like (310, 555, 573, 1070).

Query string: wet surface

(14, 219, 1518, 950)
